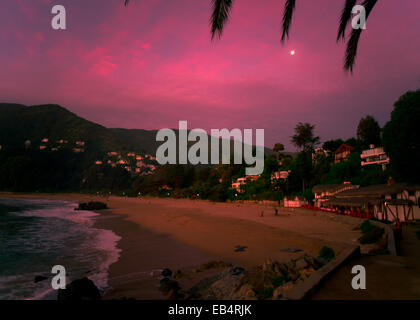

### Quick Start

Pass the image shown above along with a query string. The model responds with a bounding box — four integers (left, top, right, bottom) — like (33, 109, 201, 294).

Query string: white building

(231, 175, 260, 193)
(361, 145, 390, 170)
(271, 170, 290, 182)
(283, 196, 308, 208)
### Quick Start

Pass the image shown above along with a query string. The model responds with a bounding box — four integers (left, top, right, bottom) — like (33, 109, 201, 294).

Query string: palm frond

(344, 0, 378, 72)
(337, 0, 357, 41)
(210, 0, 234, 40)
(281, 0, 296, 43)
(124, 0, 130, 6)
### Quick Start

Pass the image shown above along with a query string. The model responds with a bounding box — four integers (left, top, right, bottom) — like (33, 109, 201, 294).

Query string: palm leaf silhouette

(281, 0, 297, 43)
(210, 0, 234, 40)
(344, 0, 378, 72)
(337, 0, 357, 41)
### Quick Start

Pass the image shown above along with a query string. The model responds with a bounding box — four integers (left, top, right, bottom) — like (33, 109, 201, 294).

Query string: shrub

(263, 287, 274, 299)
(360, 220, 375, 234)
(360, 227, 384, 244)
(416, 230, 420, 240)
(271, 276, 284, 288)
(318, 246, 335, 262)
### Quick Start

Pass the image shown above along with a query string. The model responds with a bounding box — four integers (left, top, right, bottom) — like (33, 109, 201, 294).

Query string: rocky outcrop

(57, 277, 101, 300)
(184, 254, 326, 300)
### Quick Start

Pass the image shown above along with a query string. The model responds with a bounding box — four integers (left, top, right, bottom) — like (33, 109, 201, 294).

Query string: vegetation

(318, 246, 335, 262)
(0, 90, 417, 201)
(382, 90, 420, 184)
(357, 115, 381, 149)
(359, 220, 384, 244)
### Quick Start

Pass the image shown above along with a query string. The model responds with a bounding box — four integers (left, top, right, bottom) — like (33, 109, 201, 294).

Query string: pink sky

(1, 0, 419, 149)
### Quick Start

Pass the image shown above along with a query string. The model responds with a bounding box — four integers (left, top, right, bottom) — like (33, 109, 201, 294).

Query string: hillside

(0, 103, 277, 157)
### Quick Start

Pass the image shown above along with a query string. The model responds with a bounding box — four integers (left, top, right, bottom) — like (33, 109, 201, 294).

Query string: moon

(290, 50, 295, 55)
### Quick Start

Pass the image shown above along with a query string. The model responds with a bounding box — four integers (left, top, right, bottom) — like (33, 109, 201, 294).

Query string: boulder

(231, 284, 257, 300)
(159, 278, 180, 294)
(57, 277, 101, 300)
(295, 257, 309, 270)
(161, 268, 172, 277)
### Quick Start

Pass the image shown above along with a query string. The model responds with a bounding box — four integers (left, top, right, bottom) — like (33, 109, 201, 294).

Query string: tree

(383, 90, 420, 183)
(273, 142, 284, 162)
(357, 115, 381, 149)
(322, 139, 344, 153)
(291, 122, 320, 151)
(200, 0, 379, 72)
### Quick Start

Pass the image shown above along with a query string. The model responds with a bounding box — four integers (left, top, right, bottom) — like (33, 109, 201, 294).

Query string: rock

(165, 289, 185, 300)
(277, 282, 295, 299)
(159, 278, 180, 294)
(314, 257, 328, 268)
(262, 259, 274, 272)
(272, 286, 283, 300)
(34, 275, 48, 283)
(193, 260, 232, 273)
(286, 267, 300, 282)
(229, 267, 245, 276)
(206, 267, 245, 299)
(161, 268, 172, 277)
(75, 202, 108, 211)
(299, 267, 315, 279)
(273, 263, 289, 277)
(57, 277, 101, 300)
(232, 284, 257, 300)
(295, 257, 309, 270)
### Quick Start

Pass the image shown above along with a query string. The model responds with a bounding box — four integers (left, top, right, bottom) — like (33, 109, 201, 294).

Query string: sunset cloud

(1, 0, 419, 149)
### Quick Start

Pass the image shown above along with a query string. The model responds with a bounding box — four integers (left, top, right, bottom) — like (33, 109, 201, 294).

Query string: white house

(360, 145, 390, 170)
(323, 182, 420, 222)
(283, 196, 308, 208)
(271, 170, 290, 182)
(231, 175, 260, 193)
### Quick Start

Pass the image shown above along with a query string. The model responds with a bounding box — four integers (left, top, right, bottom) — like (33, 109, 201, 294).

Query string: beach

(0, 193, 362, 299)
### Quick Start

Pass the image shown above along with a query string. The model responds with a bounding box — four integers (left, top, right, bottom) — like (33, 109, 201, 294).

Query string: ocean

(0, 197, 121, 300)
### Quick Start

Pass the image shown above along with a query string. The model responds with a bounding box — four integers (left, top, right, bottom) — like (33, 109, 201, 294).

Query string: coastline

(0, 192, 362, 299)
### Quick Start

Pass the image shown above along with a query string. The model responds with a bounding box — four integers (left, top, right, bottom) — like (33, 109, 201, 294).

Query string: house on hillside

(312, 147, 330, 160)
(95, 161, 103, 165)
(75, 141, 85, 146)
(283, 196, 308, 208)
(41, 138, 49, 143)
(312, 183, 359, 207)
(360, 145, 390, 170)
(334, 144, 354, 163)
(323, 181, 420, 222)
(271, 170, 290, 182)
(231, 175, 260, 193)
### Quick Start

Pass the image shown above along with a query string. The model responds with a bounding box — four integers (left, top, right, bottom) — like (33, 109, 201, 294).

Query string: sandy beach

(0, 193, 362, 299)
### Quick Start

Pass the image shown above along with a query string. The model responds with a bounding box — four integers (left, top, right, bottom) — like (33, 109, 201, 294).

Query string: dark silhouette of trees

(383, 90, 420, 183)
